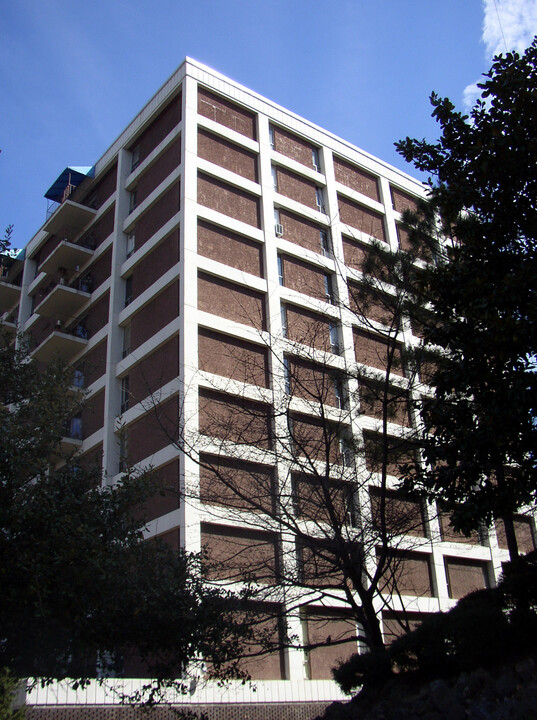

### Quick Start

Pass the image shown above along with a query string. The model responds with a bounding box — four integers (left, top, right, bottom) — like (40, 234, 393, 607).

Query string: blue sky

(1, 0, 536, 250)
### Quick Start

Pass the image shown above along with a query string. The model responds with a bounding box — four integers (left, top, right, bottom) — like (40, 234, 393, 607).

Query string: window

(277, 256, 284, 285)
(129, 190, 137, 213)
(73, 368, 85, 389)
(283, 357, 291, 394)
(120, 376, 130, 414)
(312, 148, 321, 173)
(78, 272, 93, 294)
(329, 322, 339, 354)
(281, 305, 288, 338)
(118, 431, 128, 473)
(269, 126, 275, 150)
(315, 187, 325, 213)
(339, 438, 353, 467)
(124, 276, 133, 307)
(126, 232, 136, 259)
(271, 166, 278, 192)
(324, 274, 335, 304)
(69, 414, 83, 440)
(334, 378, 345, 409)
(274, 207, 283, 237)
(320, 229, 331, 256)
(131, 146, 140, 173)
(122, 324, 131, 359)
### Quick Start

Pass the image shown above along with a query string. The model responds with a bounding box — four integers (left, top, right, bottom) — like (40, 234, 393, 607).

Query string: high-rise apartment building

(2, 58, 534, 718)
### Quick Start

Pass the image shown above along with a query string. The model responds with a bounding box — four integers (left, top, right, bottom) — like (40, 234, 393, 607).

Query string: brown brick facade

(198, 327, 269, 386)
(280, 254, 331, 302)
(198, 388, 273, 449)
(136, 139, 181, 204)
(134, 182, 180, 249)
(198, 128, 258, 182)
(198, 272, 266, 330)
(197, 220, 264, 276)
(274, 167, 319, 211)
(129, 335, 179, 404)
(272, 125, 318, 169)
(201, 524, 279, 583)
(129, 93, 182, 167)
(338, 195, 386, 242)
(278, 209, 327, 255)
(198, 87, 257, 140)
(131, 232, 179, 298)
(198, 173, 261, 228)
(130, 281, 179, 351)
(334, 156, 380, 202)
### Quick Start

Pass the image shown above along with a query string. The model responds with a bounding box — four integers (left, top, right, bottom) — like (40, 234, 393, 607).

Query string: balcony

(34, 284, 90, 320)
(32, 329, 88, 363)
(39, 240, 94, 280)
(0, 278, 21, 308)
(43, 200, 96, 238)
(0, 317, 17, 337)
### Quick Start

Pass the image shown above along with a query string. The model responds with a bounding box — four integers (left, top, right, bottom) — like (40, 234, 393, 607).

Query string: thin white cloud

(463, 0, 537, 109)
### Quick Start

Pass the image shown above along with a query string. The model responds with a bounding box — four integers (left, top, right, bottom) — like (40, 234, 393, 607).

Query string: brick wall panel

(132, 233, 179, 298)
(129, 335, 179, 405)
(273, 126, 316, 168)
(199, 454, 275, 514)
(198, 272, 266, 330)
(370, 488, 426, 537)
(304, 610, 358, 680)
(130, 281, 179, 351)
(338, 195, 386, 242)
(136, 139, 181, 204)
(80, 207, 115, 251)
(445, 558, 488, 599)
(358, 378, 411, 427)
(79, 162, 117, 210)
(353, 328, 404, 375)
(275, 167, 317, 210)
(84, 247, 112, 291)
(128, 396, 178, 465)
(197, 220, 263, 276)
(198, 389, 272, 450)
(81, 389, 104, 438)
(496, 516, 535, 554)
(198, 174, 260, 228)
(391, 186, 419, 214)
(286, 306, 334, 353)
(83, 292, 109, 337)
(281, 255, 328, 302)
(132, 94, 182, 165)
(135, 183, 180, 248)
(142, 459, 180, 522)
(198, 328, 269, 386)
(334, 157, 380, 202)
(79, 339, 107, 386)
(198, 129, 258, 182)
(380, 551, 434, 597)
(342, 236, 372, 271)
(198, 87, 257, 140)
(279, 210, 326, 255)
(286, 357, 339, 406)
(201, 524, 279, 583)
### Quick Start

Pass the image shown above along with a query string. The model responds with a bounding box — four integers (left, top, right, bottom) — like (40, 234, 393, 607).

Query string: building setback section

(6, 58, 534, 716)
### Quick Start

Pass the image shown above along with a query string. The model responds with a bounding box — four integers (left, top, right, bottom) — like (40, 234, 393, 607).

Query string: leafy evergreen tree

(394, 39, 537, 560)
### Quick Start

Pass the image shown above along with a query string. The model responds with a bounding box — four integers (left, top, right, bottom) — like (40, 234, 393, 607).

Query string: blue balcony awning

(44, 166, 95, 203)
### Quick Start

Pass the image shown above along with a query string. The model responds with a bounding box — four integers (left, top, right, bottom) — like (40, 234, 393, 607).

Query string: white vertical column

(102, 148, 131, 483)
(180, 72, 202, 553)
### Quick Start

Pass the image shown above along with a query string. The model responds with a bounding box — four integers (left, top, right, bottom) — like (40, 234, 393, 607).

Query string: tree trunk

(500, 511, 519, 562)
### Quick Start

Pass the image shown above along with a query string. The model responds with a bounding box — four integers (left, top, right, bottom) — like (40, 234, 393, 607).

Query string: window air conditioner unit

(275, 223, 283, 237)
